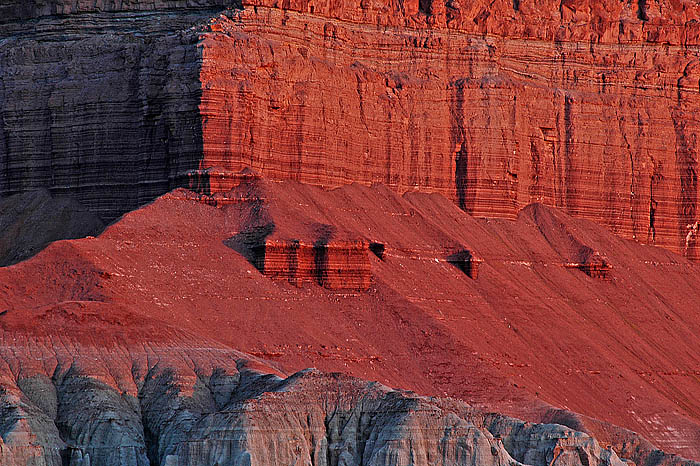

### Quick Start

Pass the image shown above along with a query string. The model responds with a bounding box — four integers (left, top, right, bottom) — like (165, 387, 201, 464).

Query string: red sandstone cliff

(3, 0, 700, 260)
(2, 2, 700, 464)
(197, 1, 700, 261)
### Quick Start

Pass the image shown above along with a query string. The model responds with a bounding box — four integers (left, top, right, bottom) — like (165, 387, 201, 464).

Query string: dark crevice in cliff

(137, 365, 238, 464)
(353, 66, 371, 134)
(52, 373, 89, 464)
(141, 421, 160, 466)
(137, 365, 172, 465)
(321, 388, 380, 466)
(674, 76, 698, 252)
(672, 113, 698, 256)
(620, 117, 636, 238)
(451, 79, 474, 213)
(137, 369, 161, 466)
(529, 138, 541, 197)
(455, 145, 469, 211)
(637, 0, 649, 21)
(355, 408, 374, 465)
(649, 189, 657, 242)
(313, 224, 334, 285)
(51, 364, 150, 465)
(649, 167, 661, 243)
(323, 410, 337, 466)
(563, 94, 574, 211)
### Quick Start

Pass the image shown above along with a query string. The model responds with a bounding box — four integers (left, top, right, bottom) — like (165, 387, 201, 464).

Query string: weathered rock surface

(196, 3, 700, 261)
(245, 237, 372, 290)
(3, 0, 700, 260)
(0, 0, 236, 21)
(227, 192, 372, 289)
(1, 179, 699, 461)
(0, 300, 275, 466)
(0, 302, 647, 466)
(0, 189, 104, 266)
(0, 6, 214, 220)
(3, 1, 700, 460)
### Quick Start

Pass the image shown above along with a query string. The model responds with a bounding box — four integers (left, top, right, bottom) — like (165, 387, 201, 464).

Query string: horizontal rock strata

(2, 0, 700, 261)
(198, 4, 700, 261)
(0, 1, 238, 22)
(0, 6, 219, 220)
(249, 239, 372, 290)
(0, 0, 700, 258)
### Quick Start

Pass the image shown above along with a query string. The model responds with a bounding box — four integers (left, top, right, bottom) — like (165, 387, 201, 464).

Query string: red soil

(1, 179, 699, 459)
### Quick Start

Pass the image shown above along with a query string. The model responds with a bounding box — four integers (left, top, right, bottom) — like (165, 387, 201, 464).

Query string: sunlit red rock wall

(199, 1, 700, 259)
(3, 0, 700, 258)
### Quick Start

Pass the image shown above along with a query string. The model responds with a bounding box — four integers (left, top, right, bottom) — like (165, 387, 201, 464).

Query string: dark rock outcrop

(247, 238, 371, 290)
(0, 5, 215, 220)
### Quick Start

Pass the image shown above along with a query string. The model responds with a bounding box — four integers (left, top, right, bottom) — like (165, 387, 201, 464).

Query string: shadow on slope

(0, 189, 104, 267)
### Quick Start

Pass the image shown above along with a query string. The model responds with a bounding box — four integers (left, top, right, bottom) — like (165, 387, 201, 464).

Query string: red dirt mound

(1, 179, 699, 460)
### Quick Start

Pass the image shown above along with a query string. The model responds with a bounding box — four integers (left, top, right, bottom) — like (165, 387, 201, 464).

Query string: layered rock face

(3, 0, 700, 259)
(0, 0, 236, 21)
(0, 4, 222, 220)
(248, 238, 372, 289)
(198, 2, 700, 261)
